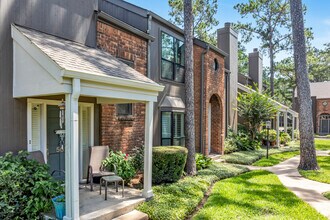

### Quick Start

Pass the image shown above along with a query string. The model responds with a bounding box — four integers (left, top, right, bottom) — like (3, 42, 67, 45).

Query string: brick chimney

(248, 48, 263, 92)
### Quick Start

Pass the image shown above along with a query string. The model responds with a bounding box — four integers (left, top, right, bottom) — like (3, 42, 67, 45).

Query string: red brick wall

(316, 98, 330, 133)
(194, 45, 225, 155)
(97, 20, 147, 153)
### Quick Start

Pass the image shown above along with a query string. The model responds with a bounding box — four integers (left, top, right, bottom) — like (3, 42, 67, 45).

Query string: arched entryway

(319, 114, 330, 134)
(207, 94, 222, 154)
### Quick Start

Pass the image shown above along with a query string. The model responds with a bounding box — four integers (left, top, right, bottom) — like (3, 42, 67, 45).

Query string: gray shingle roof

(294, 81, 330, 99)
(16, 25, 157, 85)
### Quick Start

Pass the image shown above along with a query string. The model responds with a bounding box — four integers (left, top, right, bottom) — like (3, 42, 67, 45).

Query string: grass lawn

(222, 145, 299, 165)
(193, 170, 326, 220)
(299, 156, 330, 184)
(315, 139, 330, 150)
(252, 151, 300, 167)
(137, 163, 248, 220)
(323, 191, 330, 200)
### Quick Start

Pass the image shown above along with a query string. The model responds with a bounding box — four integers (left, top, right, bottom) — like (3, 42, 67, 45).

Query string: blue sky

(126, 0, 330, 65)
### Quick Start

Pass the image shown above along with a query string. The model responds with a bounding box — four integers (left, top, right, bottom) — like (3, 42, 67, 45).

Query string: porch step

(113, 210, 148, 220)
(80, 197, 145, 220)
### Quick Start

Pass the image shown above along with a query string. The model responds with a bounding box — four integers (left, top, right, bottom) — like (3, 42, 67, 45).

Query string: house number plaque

(55, 129, 65, 153)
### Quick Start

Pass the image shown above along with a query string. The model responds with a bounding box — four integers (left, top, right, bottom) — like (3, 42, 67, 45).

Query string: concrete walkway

(246, 151, 330, 219)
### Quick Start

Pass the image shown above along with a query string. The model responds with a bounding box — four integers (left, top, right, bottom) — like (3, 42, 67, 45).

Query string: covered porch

(238, 83, 299, 146)
(11, 24, 163, 219)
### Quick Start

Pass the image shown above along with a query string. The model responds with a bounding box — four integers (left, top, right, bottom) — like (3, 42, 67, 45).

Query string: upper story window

(161, 32, 185, 83)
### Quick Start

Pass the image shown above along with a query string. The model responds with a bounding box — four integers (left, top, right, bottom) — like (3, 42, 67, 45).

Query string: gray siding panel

(99, 0, 148, 32)
(0, 0, 98, 154)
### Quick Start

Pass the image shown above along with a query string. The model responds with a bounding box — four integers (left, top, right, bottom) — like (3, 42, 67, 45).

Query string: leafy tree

(237, 89, 279, 142)
(234, 0, 292, 97)
(274, 57, 295, 106)
(184, 0, 196, 175)
(238, 42, 249, 75)
(168, 0, 219, 45)
(273, 44, 330, 107)
(308, 44, 330, 82)
(290, 0, 318, 170)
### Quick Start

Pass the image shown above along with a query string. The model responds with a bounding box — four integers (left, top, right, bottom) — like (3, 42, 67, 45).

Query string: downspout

(225, 69, 231, 137)
(147, 12, 152, 78)
(200, 46, 209, 154)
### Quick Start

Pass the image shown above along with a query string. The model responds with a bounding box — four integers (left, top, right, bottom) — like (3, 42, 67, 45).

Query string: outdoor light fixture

(58, 100, 65, 129)
(323, 101, 328, 107)
(265, 120, 271, 159)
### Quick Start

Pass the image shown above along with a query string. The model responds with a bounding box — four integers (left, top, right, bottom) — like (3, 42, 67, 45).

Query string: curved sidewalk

(247, 153, 330, 219)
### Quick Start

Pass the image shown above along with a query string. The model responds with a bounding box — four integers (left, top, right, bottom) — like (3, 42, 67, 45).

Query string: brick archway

(209, 94, 222, 154)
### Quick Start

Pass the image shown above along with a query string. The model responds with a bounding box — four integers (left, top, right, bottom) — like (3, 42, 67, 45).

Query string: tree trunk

(290, 0, 319, 170)
(269, 43, 275, 97)
(184, 0, 196, 175)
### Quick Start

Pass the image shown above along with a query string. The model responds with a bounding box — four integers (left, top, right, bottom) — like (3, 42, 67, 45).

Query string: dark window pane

(173, 138, 185, 146)
(117, 104, 132, 116)
(161, 112, 172, 139)
(161, 139, 171, 146)
(176, 40, 185, 66)
(175, 66, 185, 83)
(173, 113, 184, 138)
(161, 33, 174, 61)
(161, 59, 174, 80)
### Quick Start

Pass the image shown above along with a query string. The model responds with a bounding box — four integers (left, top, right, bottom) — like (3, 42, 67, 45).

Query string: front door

(320, 114, 330, 134)
(47, 105, 65, 180)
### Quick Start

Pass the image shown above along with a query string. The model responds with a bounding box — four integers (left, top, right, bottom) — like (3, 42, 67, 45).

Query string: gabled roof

(14, 25, 159, 87)
(294, 81, 330, 99)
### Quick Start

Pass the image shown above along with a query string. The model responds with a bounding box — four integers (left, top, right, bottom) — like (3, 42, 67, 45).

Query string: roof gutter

(96, 10, 155, 42)
(147, 12, 152, 78)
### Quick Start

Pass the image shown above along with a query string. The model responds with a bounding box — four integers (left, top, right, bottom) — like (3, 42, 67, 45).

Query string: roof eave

(63, 69, 164, 92)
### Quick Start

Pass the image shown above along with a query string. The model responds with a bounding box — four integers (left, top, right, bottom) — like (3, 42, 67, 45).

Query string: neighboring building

(102, 0, 228, 155)
(294, 81, 330, 135)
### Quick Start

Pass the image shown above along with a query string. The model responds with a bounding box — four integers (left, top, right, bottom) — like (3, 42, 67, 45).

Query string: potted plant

(260, 129, 277, 146)
(52, 195, 65, 220)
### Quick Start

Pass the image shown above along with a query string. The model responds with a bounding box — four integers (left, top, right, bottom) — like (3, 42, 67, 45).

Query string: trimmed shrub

(103, 151, 136, 183)
(224, 128, 239, 154)
(131, 145, 144, 172)
(280, 132, 291, 145)
(152, 146, 188, 184)
(0, 151, 64, 219)
(195, 153, 212, 170)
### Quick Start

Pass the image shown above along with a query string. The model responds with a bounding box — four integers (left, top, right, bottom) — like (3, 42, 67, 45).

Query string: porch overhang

(11, 24, 164, 102)
(11, 24, 162, 219)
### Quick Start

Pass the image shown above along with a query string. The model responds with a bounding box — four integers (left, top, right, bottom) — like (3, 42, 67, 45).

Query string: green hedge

(0, 151, 64, 219)
(152, 146, 188, 184)
(137, 162, 248, 220)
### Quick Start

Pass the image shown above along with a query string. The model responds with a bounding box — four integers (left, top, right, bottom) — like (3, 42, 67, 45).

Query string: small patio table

(100, 175, 124, 200)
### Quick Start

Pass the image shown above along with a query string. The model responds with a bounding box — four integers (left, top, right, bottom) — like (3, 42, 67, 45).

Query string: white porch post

(142, 101, 154, 199)
(276, 112, 280, 148)
(292, 116, 295, 140)
(64, 79, 80, 220)
(284, 111, 288, 132)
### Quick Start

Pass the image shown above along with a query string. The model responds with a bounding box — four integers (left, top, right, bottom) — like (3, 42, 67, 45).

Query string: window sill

(117, 116, 135, 121)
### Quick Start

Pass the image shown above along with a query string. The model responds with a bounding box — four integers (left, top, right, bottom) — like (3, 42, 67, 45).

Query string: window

(117, 104, 133, 116)
(213, 58, 219, 71)
(161, 112, 185, 146)
(161, 32, 185, 83)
